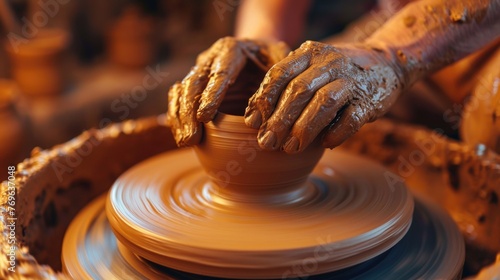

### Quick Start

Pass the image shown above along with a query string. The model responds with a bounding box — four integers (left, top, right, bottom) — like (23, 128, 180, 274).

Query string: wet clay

(244, 41, 402, 153)
(244, 0, 500, 153)
(62, 151, 465, 279)
(194, 113, 325, 201)
(103, 112, 415, 278)
(106, 113, 413, 279)
(61, 114, 465, 279)
(166, 37, 289, 147)
(106, 148, 412, 278)
(168, 0, 500, 154)
(365, 0, 500, 87)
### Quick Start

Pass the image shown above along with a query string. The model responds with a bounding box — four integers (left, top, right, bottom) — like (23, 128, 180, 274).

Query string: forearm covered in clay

(364, 0, 500, 90)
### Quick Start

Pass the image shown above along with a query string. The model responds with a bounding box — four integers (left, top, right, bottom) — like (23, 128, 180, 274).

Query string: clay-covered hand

(244, 40, 403, 153)
(166, 37, 289, 147)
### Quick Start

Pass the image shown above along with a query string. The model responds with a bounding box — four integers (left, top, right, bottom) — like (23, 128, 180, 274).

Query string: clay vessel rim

(213, 112, 245, 122)
(208, 112, 258, 133)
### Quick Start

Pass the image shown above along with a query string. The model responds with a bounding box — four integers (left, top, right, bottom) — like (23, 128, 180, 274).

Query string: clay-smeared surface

(166, 37, 289, 147)
(62, 184, 464, 279)
(167, 0, 500, 153)
(103, 148, 413, 278)
(194, 113, 325, 200)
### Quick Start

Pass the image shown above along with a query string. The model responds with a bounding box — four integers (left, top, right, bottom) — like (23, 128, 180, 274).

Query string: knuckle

(317, 83, 347, 107)
(254, 93, 272, 109)
(295, 120, 313, 137)
(288, 78, 313, 94)
(316, 89, 338, 107)
(270, 119, 289, 134)
(351, 112, 362, 125)
(269, 64, 290, 78)
(183, 67, 203, 84)
(349, 109, 367, 130)
(349, 87, 365, 104)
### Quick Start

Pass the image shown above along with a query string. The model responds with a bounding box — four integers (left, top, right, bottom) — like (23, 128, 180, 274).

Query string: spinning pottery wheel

(60, 113, 465, 279)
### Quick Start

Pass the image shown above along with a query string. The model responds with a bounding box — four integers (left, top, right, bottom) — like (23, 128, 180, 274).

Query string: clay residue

(365, 0, 500, 92)
(0, 116, 176, 279)
(244, 41, 404, 153)
(404, 15, 416, 27)
(166, 37, 289, 148)
(105, 147, 414, 278)
(66, 193, 465, 279)
(397, 50, 407, 63)
(450, 8, 469, 23)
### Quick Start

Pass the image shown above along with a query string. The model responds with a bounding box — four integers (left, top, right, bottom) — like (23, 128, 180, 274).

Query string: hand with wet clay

(167, 0, 500, 152)
(244, 41, 402, 153)
(244, 0, 500, 153)
(166, 37, 289, 146)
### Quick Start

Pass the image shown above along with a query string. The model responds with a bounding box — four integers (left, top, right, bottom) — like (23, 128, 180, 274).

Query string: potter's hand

(244, 41, 402, 153)
(167, 37, 289, 146)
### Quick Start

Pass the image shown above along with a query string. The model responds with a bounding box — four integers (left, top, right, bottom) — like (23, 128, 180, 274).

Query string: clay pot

(107, 7, 157, 68)
(5, 28, 68, 98)
(194, 112, 325, 202)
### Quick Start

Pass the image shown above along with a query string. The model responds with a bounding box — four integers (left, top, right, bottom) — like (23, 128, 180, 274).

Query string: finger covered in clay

(167, 37, 290, 147)
(245, 41, 400, 153)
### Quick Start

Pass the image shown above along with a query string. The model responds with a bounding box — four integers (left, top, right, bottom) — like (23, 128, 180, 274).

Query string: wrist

(353, 41, 411, 92)
(330, 42, 404, 117)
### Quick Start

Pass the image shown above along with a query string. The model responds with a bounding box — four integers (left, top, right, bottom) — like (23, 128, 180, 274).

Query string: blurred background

(3, 2, 500, 277)
(0, 0, 376, 180)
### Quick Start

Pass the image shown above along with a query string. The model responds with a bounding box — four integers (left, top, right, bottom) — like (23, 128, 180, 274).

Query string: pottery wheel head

(104, 148, 415, 278)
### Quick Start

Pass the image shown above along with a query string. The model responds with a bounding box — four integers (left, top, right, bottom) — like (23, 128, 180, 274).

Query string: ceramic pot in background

(5, 28, 68, 98)
(107, 6, 157, 68)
